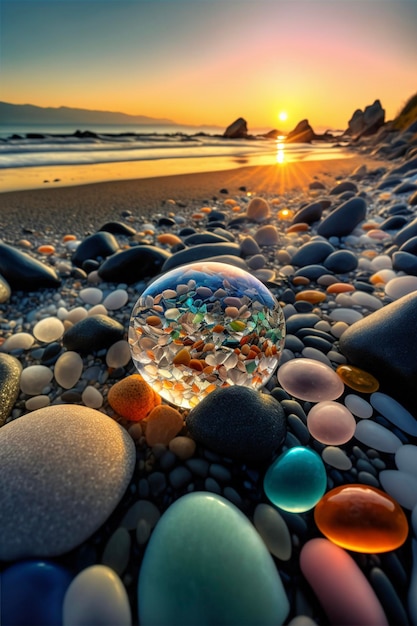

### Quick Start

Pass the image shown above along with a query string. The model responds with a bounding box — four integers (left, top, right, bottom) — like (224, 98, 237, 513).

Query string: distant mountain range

(0, 101, 177, 126)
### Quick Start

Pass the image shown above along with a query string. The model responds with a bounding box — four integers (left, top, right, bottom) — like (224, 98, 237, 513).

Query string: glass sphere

(129, 262, 286, 409)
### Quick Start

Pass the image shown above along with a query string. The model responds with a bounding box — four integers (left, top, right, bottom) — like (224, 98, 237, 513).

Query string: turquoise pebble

(138, 492, 289, 625)
(264, 447, 327, 512)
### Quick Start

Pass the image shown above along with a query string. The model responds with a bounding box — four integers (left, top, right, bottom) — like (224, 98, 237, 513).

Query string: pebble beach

(1, 128, 417, 626)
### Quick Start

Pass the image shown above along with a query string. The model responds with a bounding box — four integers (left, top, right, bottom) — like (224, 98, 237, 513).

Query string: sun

(278, 111, 288, 122)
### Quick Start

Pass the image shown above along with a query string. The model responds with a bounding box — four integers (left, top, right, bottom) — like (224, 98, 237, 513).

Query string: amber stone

(336, 364, 379, 393)
(314, 484, 408, 553)
(295, 290, 326, 304)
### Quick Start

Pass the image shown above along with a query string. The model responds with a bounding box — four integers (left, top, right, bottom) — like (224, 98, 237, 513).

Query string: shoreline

(0, 155, 385, 236)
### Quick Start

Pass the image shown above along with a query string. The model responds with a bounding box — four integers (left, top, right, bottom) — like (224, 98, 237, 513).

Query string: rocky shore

(0, 117, 417, 625)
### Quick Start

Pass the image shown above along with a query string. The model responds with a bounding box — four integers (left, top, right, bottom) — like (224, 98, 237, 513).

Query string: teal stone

(138, 492, 289, 626)
(264, 447, 327, 512)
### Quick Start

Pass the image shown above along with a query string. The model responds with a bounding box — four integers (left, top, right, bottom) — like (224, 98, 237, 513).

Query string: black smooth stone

(41, 342, 63, 365)
(291, 240, 335, 266)
(63, 314, 125, 353)
(400, 235, 417, 255)
(370, 568, 409, 626)
(296, 328, 335, 343)
(285, 313, 321, 334)
(353, 280, 375, 293)
(98, 245, 171, 283)
(390, 155, 417, 175)
(186, 386, 286, 463)
(376, 177, 403, 190)
(183, 232, 231, 245)
(290, 202, 323, 225)
(284, 334, 304, 353)
(207, 211, 227, 222)
(0, 242, 60, 290)
(317, 197, 367, 238)
(309, 181, 326, 190)
(157, 217, 176, 227)
(161, 243, 241, 272)
(339, 291, 417, 415)
(386, 203, 411, 216)
(82, 259, 100, 273)
(392, 251, 417, 275)
(72, 232, 120, 267)
(393, 217, 417, 246)
(178, 227, 196, 237)
(329, 181, 358, 195)
(293, 301, 313, 313)
(301, 335, 334, 353)
(98, 221, 136, 236)
(379, 215, 408, 231)
(393, 181, 417, 195)
(324, 249, 358, 273)
(294, 264, 330, 280)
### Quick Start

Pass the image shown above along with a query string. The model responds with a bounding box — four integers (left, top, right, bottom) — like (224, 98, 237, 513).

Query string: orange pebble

(37, 244, 55, 255)
(62, 234, 77, 242)
(189, 359, 205, 371)
(295, 290, 326, 304)
(157, 233, 182, 246)
(327, 283, 355, 294)
(286, 223, 309, 233)
(191, 213, 204, 221)
(277, 208, 294, 220)
(145, 405, 184, 446)
(361, 250, 378, 259)
(212, 324, 225, 333)
(362, 222, 380, 231)
(224, 198, 237, 206)
(292, 276, 310, 286)
(200, 206, 212, 213)
(172, 348, 191, 366)
(146, 315, 162, 327)
(336, 364, 379, 393)
(107, 374, 161, 421)
(232, 205, 242, 212)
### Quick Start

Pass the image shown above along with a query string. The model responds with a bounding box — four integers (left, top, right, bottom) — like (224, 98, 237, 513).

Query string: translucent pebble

(379, 470, 417, 510)
(103, 289, 129, 311)
(66, 307, 88, 323)
(396, 445, 417, 477)
(277, 358, 344, 402)
(300, 538, 389, 626)
(106, 340, 132, 368)
(129, 262, 285, 409)
(370, 392, 417, 436)
(350, 291, 383, 310)
(79, 287, 103, 305)
(354, 420, 403, 453)
(307, 401, 356, 445)
(1, 332, 35, 352)
(329, 308, 363, 324)
(314, 484, 408, 553)
(20, 365, 54, 395)
(253, 503, 292, 560)
(54, 351, 83, 389)
(370, 269, 396, 285)
(322, 446, 352, 470)
(25, 395, 50, 411)
(82, 385, 103, 409)
(264, 447, 326, 512)
(336, 364, 379, 393)
(344, 394, 373, 418)
(33, 317, 65, 343)
(385, 276, 417, 300)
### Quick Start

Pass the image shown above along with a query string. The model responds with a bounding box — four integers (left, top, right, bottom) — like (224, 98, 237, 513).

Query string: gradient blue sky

(1, 0, 416, 131)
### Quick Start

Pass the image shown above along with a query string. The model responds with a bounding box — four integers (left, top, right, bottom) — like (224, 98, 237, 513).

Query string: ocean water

(0, 124, 350, 171)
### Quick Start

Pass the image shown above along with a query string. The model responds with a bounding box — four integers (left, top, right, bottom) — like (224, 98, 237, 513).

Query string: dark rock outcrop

(223, 118, 248, 139)
(346, 100, 385, 139)
(285, 119, 316, 143)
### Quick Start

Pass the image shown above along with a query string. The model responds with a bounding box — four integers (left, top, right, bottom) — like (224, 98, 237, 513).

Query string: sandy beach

(0, 155, 384, 235)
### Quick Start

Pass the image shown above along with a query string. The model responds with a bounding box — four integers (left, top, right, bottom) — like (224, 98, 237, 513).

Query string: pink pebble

(300, 538, 388, 626)
(307, 401, 356, 444)
(277, 358, 344, 402)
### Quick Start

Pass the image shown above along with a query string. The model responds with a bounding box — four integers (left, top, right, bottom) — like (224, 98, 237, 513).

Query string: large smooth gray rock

(0, 353, 22, 426)
(0, 405, 136, 560)
(339, 291, 417, 416)
(317, 197, 367, 238)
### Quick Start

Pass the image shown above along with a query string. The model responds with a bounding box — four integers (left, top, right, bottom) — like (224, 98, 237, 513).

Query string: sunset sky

(1, 0, 416, 132)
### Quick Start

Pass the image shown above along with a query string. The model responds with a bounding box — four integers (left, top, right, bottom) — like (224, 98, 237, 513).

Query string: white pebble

(88, 304, 108, 316)
(62, 565, 132, 626)
(344, 394, 373, 418)
(1, 332, 35, 352)
(385, 276, 417, 300)
(322, 446, 352, 470)
(54, 351, 83, 389)
(370, 392, 417, 436)
(82, 386, 103, 409)
(329, 308, 363, 324)
(79, 287, 103, 305)
(379, 470, 417, 510)
(370, 269, 396, 285)
(350, 291, 383, 310)
(25, 395, 51, 411)
(395, 445, 417, 477)
(20, 365, 54, 395)
(87, 270, 101, 284)
(330, 321, 349, 338)
(66, 307, 88, 324)
(354, 420, 403, 453)
(370, 254, 392, 270)
(253, 503, 292, 561)
(33, 317, 65, 343)
(103, 289, 129, 310)
(57, 307, 69, 320)
(106, 340, 132, 368)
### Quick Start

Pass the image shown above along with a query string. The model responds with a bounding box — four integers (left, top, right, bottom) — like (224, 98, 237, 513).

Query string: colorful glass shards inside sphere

(129, 262, 285, 409)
